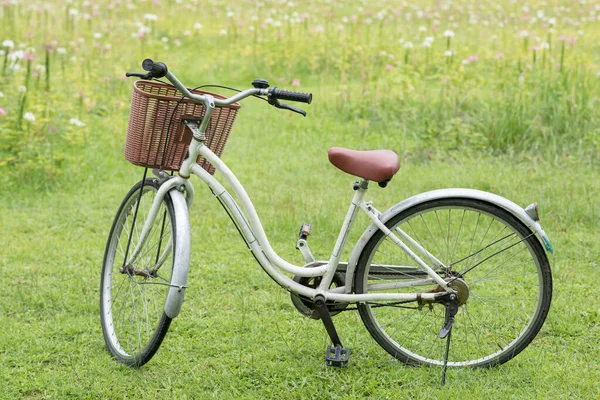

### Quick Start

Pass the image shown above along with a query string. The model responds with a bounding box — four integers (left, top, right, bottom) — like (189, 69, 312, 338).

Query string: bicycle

(100, 59, 553, 383)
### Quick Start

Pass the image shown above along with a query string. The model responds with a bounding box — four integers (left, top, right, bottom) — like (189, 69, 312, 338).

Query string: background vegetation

(0, 0, 598, 398)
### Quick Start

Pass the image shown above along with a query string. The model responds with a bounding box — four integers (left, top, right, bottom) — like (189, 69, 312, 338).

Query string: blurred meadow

(0, 0, 599, 398)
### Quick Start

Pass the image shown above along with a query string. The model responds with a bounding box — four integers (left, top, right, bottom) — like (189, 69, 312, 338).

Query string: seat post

(317, 179, 369, 292)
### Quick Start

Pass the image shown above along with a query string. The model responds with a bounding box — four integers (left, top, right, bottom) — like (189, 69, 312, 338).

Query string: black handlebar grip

(141, 58, 168, 78)
(271, 88, 312, 104)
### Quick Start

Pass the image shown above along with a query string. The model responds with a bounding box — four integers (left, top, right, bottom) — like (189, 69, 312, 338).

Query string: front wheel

(100, 178, 178, 367)
(354, 198, 552, 367)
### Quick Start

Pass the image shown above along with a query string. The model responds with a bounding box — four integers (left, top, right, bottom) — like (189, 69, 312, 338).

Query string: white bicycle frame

(125, 72, 554, 318)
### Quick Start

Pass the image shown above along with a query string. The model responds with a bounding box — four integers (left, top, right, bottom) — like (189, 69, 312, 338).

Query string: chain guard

(290, 272, 348, 320)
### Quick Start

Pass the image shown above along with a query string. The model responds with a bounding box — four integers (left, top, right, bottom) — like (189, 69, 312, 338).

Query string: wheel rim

(357, 200, 551, 367)
(101, 184, 174, 362)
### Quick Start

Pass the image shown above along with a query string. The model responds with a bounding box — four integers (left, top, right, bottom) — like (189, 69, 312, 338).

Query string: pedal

(295, 223, 315, 263)
(325, 345, 350, 367)
(297, 223, 311, 243)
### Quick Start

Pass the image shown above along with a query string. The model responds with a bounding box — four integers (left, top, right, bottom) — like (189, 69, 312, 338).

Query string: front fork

(124, 171, 194, 270)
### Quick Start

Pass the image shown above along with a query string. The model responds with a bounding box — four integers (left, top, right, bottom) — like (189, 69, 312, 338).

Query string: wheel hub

(447, 277, 469, 306)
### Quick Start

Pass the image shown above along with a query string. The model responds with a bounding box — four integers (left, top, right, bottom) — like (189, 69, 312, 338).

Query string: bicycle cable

(155, 79, 268, 171)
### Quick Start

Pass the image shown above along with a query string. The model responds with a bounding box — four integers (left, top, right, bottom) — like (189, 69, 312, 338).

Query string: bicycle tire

(100, 178, 177, 367)
(354, 198, 552, 367)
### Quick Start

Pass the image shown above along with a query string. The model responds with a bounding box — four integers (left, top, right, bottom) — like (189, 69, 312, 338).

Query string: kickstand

(314, 294, 350, 367)
(441, 330, 452, 385)
(439, 294, 459, 385)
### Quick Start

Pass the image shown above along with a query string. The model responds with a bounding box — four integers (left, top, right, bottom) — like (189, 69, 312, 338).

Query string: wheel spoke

(355, 198, 552, 367)
(100, 181, 176, 366)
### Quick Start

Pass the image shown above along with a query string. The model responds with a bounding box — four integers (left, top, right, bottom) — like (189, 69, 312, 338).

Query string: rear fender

(344, 188, 553, 292)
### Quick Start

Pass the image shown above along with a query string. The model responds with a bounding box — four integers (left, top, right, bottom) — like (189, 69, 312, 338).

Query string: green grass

(1, 147, 599, 398)
(1, 0, 600, 398)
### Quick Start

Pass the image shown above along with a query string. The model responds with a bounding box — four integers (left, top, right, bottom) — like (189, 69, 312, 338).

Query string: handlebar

(125, 58, 168, 80)
(126, 59, 312, 116)
(270, 88, 312, 104)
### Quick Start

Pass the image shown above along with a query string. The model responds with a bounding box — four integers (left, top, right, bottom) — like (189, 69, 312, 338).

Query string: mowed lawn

(1, 0, 599, 398)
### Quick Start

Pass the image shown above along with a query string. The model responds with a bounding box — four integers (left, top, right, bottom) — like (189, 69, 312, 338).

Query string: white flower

(144, 13, 158, 21)
(520, 30, 529, 38)
(135, 23, 151, 34)
(2, 40, 14, 49)
(93, 32, 102, 39)
(419, 25, 426, 32)
(422, 41, 431, 48)
(403, 42, 414, 49)
(219, 29, 227, 35)
(161, 37, 169, 43)
(57, 47, 67, 55)
(8, 49, 24, 62)
(23, 112, 35, 122)
(444, 50, 453, 57)
(194, 22, 203, 30)
(540, 42, 550, 50)
(69, 8, 79, 16)
(425, 36, 434, 42)
(0, 91, 4, 97)
(17, 86, 26, 93)
(226, 11, 234, 18)
(69, 118, 86, 127)
(443, 30, 454, 37)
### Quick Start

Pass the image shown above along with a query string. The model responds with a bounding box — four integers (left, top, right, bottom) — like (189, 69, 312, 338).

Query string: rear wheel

(100, 179, 176, 366)
(355, 198, 552, 367)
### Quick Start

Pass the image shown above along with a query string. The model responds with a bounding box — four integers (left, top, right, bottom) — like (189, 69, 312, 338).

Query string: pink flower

(292, 78, 300, 86)
(385, 64, 394, 70)
(496, 52, 504, 59)
(24, 52, 34, 61)
(0, 108, 6, 116)
(467, 55, 478, 62)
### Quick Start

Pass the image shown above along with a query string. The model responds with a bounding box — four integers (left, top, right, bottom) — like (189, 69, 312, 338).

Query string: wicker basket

(125, 80, 240, 173)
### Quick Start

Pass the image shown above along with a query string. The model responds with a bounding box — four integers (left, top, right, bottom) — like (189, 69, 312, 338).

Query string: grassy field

(1, 0, 599, 398)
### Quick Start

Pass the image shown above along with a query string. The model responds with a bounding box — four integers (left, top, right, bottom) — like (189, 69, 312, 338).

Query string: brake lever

(125, 72, 153, 80)
(268, 98, 307, 117)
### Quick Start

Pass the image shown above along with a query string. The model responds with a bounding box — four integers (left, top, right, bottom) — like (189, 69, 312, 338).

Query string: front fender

(344, 188, 553, 292)
(164, 188, 191, 318)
